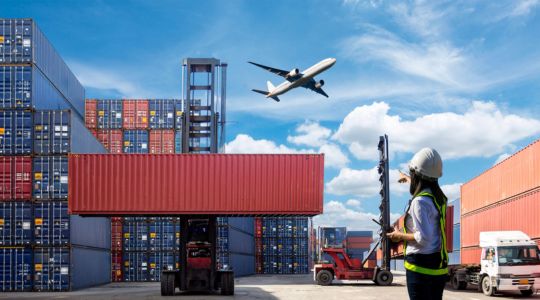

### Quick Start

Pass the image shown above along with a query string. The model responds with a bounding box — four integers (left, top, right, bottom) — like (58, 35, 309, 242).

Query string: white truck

(450, 231, 540, 297)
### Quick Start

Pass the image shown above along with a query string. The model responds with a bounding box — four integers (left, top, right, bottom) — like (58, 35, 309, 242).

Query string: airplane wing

(248, 61, 301, 81)
(302, 78, 329, 98)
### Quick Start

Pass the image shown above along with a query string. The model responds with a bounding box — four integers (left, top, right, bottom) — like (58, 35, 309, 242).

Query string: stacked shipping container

(0, 18, 110, 291)
(255, 217, 311, 274)
(345, 231, 373, 262)
(461, 139, 540, 264)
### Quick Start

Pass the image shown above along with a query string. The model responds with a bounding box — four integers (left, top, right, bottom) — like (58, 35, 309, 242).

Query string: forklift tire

(161, 272, 175, 296)
(481, 275, 496, 297)
(220, 272, 234, 296)
(451, 275, 467, 290)
(520, 289, 534, 297)
(374, 270, 393, 286)
(316, 270, 333, 286)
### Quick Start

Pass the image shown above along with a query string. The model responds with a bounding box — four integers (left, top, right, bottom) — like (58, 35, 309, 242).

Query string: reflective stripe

(404, 191, 448, 275)
(404, 261, 448, 275)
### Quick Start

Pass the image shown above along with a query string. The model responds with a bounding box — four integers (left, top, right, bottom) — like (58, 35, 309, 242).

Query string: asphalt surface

(1, 273, 539, 300)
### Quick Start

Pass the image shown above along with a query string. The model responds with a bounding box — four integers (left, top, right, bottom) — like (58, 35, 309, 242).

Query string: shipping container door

(34, 201, 69, 246)
(34, 202, 50, 245)
(123, 100, 149, 129)
(149, 218, 176, 251)
(174, 100, 183, 130)
(0, 66, 12, 108)
(13, 111, 32, 154)
(0, 202, 11, 245)
(149, 99, 175, 129)
(0, 248, 13, 290)
(0, 111, 13, 154)
(51, 110, 70, 153)
(33, 156, 68, 200)
(33, 111, 51, 154)
(111, 217, 123, 252)
(123, 220, 148, 251)
(110, 100, 123, 128)
(34, 247, 70, 291)
(0, 247, 32, 291)
(111, 251, 123, 282)
(148, 251, 175, 281)
(97, 99, 108, 129)
(13, 201, 32, 245)
(123, 252, 148, 281)
(13, 156, 31, 200)
(13, 66, 32, 108)
(123, 130, 148, 154)
(85, 100, 97, 129)
(13, 20, 33, 63)
(0, 156, 12, 199)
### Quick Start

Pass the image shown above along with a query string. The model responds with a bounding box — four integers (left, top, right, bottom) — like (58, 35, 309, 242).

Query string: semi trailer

(449, 231, 540, 297)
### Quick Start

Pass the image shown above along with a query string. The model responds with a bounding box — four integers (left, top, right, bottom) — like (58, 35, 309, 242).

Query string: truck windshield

(498, 246, 540, 266)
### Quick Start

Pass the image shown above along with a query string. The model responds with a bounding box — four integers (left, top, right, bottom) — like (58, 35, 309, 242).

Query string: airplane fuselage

(268, 58, 336, 97)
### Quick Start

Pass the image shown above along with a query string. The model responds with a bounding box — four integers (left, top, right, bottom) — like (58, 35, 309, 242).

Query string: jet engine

(314, 80, 325, 89)
(286, 68, 300, 78)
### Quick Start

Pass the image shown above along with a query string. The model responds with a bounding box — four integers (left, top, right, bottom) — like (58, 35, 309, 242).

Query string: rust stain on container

(69, 154, 324, 216)
(461, 139, 540, 215)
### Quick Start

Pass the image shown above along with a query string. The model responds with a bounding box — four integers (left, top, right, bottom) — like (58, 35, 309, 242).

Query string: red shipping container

(68, 154, 324, 215)
(149, 130, 175, 154)
(85, 99, 98, 129)
(111, 217, 123, 252)
(89, 129, 98, 138)
(123, 100, 149, 129)
(97, 130, 123, 154)
(346, 237, 373, 244)
(255, 217, 262, 238)
(13, 156, 32, 200)
(461, 247, 482, 265)
(111, 251, 123, 282)
(347, 242, 372, 249)
(461, 189, 540, 248)
(0, 156, 32, 200)
(0, 157, 11, 200)
(461, 139, 540, 215)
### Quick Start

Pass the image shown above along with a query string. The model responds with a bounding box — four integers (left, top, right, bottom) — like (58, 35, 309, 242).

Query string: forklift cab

(161, 216, 234, 296)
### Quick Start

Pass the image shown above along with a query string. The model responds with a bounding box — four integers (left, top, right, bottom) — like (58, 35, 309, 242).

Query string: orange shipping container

(347, 242, 372, 249)
(85, 99, 98, 129)
(461, 247, 482, 265)
(149, 130, 175, 154)
(346, 237, 373, 244)
(123, 100, 149, 129)
(461, 139, 540, 215)
(461, 189, 540, 248)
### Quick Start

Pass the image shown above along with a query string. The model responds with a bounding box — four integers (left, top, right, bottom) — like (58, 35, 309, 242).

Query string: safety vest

(403, 191, 448, 276)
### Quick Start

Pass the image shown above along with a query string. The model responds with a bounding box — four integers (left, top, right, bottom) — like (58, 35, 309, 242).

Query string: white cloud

(314, 200, 401, 233)
(225, 134, 314, 154)
(494, 153, 511, 165)
(346, 199, 362, 208)
(333, 101, 540, 161)
(388, 1, 449, 38)
(69, 62, 147, 97)
(287, 121, 332, 147)
(325, 167, 409, 197)
(441, 183, 461, 201)
(508, 0, 539, 17)
(318, 144, 350, 169)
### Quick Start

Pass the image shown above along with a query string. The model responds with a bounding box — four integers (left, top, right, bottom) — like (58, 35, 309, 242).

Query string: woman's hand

(386, 229, 402, 243)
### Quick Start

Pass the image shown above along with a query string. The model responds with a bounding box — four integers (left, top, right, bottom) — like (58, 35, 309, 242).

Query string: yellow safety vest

(403, 192, 448, 276)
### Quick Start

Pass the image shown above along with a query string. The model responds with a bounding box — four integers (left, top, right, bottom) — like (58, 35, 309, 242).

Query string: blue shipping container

(70, 214, 111, 249)
(70, 246, 110, 290)
(230, 253, 255, 277)
(123, 221, 149, 251)
(97, 99, 123, 129)
(148, 99, 175, 129)
(346, 231, 373, 238)
(33, 156, 68, 200)
(33, 201, 69, 246)
(0, 19, 85, 115)
(34, 247, 70, 291)
(175, 100, 183, 130)
(174, 131, 182, 153)
(453, 223, 460, 251)
(33, 110, 70, 154)
(0, 247, 32, 291)
(148, 218, 178, 251)
(0, 110, 32, 154)
(0, 201, 32, 245)
(148, 251, 176, 281)
(123, 251, 148, 282)
(123, 130, 148, 153)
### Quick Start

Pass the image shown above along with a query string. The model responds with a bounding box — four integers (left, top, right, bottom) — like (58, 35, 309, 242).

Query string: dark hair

(409, 170, 447, 206)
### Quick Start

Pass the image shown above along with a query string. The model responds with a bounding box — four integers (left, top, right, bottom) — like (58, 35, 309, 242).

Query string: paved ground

(2, 273, 539, 299)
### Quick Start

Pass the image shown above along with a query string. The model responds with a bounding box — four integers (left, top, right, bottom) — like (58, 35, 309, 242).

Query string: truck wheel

(316, 270, 333, 286)
(520, 289, 534, 297)
(451, 275, 467, 290)
(374, 270, 393, 286)
(221, 272, 234, 296)
(161, 272, 175, 296)
(481, 275, 496, 296)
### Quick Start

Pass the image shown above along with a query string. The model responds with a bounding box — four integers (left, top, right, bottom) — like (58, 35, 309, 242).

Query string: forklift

(314, 135, 394, 287)
(160, 216, 234, 296)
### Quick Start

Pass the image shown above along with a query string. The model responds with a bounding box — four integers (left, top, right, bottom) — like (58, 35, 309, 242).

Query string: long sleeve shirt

(405, 189, 441, 255)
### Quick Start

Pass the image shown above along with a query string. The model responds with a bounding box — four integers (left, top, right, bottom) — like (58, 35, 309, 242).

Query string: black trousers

(406, 270, 447, 300)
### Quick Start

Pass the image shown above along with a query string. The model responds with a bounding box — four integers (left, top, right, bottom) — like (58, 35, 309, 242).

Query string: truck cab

(475, 231, 540, 296)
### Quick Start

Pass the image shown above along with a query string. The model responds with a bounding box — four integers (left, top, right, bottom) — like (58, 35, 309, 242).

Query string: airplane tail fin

(251, 89, 280, 102)
(266, 81, 276, 92)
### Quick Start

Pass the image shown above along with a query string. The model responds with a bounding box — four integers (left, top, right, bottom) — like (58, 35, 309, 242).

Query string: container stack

(0, 18, 110, 291)
(345, 231, 373, 261)
(460, 139, 540, 264)
(448, 198, 460, 265)
(255, 217, 311, 274)
(219, 217, 255, 276)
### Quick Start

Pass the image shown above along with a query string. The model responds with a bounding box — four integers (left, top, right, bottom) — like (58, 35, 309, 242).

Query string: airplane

(249, 58, 336, 102)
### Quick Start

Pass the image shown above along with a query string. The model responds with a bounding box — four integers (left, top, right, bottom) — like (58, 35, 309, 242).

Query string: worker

(387, 148, 448, 300)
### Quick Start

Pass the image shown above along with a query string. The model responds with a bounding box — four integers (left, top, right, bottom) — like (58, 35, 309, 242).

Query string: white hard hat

(409, 148, 443, 180)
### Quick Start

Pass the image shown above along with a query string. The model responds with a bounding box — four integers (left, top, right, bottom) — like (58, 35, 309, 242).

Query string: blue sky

(6, 0, 540, 231)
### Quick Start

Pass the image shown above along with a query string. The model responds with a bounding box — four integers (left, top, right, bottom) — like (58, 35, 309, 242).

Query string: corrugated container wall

(0, 19, 85, 116)
(68, 154, 324, 216)
(461, 139, 540, 215)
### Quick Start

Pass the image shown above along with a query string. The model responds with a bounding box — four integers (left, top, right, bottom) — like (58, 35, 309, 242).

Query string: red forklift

(314, 135, 394, 287)
(160, 217, 234, 296)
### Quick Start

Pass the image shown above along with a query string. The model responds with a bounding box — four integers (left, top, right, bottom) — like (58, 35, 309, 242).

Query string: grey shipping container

(0, 19, 85, 116)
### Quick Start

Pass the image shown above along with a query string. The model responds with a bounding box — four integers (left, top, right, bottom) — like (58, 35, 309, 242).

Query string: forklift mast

(377, 135, 391, 271)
